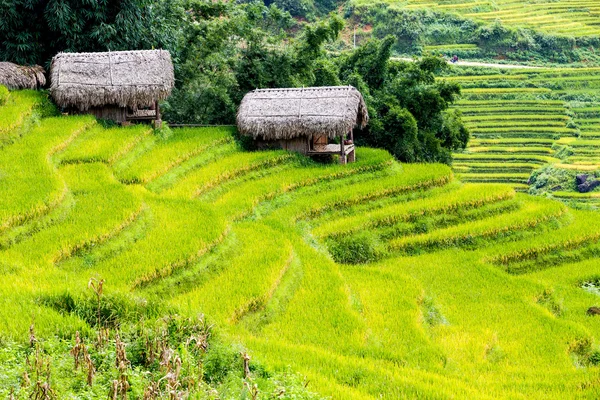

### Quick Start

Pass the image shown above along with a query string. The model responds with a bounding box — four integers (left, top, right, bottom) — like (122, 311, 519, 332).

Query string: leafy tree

(288, 13, 344, 85)
(161, 0, 242, 124)
(341, 37, 468, 164)
(340, 35, 395, 89)
(164, 2, 343, 124)
(261, 0, 341, 18)
(0, 0, 175, 66)
(263, 0, 312, 18)
(313, 59, 341, 86)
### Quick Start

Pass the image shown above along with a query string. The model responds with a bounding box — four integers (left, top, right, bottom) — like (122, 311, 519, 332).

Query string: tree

(260, 0, 342, 18)
(164, 2, 343, 124)
(0, 0, 173, 66)
(340, 35, 395, 90)
(341, 36, 468, 164)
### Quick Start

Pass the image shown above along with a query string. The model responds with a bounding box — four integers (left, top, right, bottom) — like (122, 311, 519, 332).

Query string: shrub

(528, 165, 577, 194)
(327, 231, 385, 264)
(39, 291, 162, 328)
(203, 341, 244, 383)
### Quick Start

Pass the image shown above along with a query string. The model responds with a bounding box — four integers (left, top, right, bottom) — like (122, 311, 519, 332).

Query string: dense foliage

(347, 5, 600, 65)
(163, 2, 345, 125)
(162, 2, 467, 163)
(340, 37, 468, 163)
(259, 0, 342, 19)
(0, 0, 181, 66)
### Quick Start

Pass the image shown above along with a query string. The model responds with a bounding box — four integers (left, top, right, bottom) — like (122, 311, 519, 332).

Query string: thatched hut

(49, 49, 174, 126)
(0, 62, 46, 90)
(237, 86, 369, 164)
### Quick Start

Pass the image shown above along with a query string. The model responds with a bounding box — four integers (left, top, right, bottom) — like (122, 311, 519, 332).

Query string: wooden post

(154, 101, 162, 129)
(348, 148, 356, 163)
(340, 134, 346, 165)
(348, 128, 355, 163)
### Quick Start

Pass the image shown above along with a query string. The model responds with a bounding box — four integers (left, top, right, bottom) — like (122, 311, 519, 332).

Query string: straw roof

(237, 86, 369, 140)
(0, 62, 46, 90)
(50, 49, 174, 111)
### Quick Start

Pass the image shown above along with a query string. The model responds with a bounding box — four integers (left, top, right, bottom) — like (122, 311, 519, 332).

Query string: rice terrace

(1, 0, 600, 399)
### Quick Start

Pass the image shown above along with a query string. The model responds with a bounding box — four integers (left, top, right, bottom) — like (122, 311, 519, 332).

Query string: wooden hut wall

(255, 137, 309, 154)
(282, 138, 309, 153)
(71, 106, 127, 123)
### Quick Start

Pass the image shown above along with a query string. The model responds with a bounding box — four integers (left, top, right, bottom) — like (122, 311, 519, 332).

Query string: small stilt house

(0, 62, 46, 90)
(237, 86, 369, 164)
(49, 49, 174, 126)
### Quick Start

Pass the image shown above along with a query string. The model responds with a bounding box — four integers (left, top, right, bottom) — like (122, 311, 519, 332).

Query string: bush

(203, 341, 244, 383)
(528, 165, 577, 195)
(39, 291, 162, 328)
(327, 231, 385, 264)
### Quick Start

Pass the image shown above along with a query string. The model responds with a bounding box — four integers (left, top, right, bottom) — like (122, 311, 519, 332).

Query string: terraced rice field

(563, 106, 600, 169)
(447, 67, 600, 200)
(350, 0, 600, 36)
(3, 88, 600, 398)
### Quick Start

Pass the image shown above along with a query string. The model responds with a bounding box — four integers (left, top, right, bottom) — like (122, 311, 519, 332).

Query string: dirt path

(393, 57, 543, 69)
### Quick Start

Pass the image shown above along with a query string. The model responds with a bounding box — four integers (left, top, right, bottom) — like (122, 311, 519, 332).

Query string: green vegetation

(161, 4, 469, 164)
(350, 0, 600, 37)
(436, 65, 600, 202)
(2, 92, 600, 397)
(347, 1, 600, 65)
(3, 0, 600, 397)
(346, 39, 469, 163)
(1, 1, 469, 164)
(0, 0, 177, 65)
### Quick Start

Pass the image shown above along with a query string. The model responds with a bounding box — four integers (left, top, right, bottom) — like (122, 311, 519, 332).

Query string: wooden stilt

(154, 101, 162, 129)
(348, 128, 355, 163)
(348, 149, 356, 163)
(340, 134, 347, 165)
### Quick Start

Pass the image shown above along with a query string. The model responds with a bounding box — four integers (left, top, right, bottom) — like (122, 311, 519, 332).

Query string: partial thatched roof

(0, 62, 46, 90)
(237, 86, 369, 140)
(50, 49, 174, 111)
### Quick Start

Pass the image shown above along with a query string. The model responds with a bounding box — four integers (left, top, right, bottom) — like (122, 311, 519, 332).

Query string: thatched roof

(50, 49, 174, 111)
(237, 86, 369, 140)
(0, 62, 46, 90)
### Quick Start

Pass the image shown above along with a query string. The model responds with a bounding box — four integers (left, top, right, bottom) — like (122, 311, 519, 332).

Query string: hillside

(350, 0, 600, 37)
(441, 65, 600, 203)
(2, 89, 600, 397)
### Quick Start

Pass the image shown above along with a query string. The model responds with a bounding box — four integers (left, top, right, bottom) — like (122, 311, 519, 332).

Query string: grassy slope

(350, 0, 600, 37)
(2, 90, 600, 398)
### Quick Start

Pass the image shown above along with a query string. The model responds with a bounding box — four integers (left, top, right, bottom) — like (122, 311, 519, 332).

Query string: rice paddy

(444, 66, 600, 203)
(350, 0, 600, 37)
(2, 86, 600, 397)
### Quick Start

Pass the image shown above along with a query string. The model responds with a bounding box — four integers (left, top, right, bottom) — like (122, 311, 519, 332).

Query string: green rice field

(350, 0, 600, 37)
(2, 88, 600, 397)
(445, 66, 600, 202)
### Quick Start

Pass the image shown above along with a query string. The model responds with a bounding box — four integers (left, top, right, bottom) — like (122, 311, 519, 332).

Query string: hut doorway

(312, 135, 328, 151)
